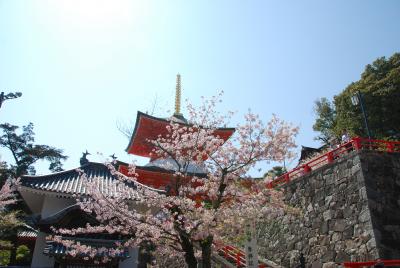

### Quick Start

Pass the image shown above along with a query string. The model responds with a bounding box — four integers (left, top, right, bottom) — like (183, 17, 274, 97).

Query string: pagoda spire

(174, 74, 182, 116)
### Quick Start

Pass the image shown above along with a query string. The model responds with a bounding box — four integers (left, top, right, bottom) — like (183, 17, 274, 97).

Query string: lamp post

(0, 91, 22, 110)
(350, 91, 372, 139)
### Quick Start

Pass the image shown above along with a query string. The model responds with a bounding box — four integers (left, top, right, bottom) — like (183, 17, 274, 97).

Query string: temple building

(17, 74, 234, 268)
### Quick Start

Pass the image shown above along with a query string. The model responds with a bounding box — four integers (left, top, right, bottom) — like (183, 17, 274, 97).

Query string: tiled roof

(17, 230, 38, 239)
(20, 162, 163, 198)
(126, 111, 235, 157)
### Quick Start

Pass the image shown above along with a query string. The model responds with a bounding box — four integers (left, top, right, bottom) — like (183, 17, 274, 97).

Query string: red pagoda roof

(118, 164, 207, 190)
(126, 111, 235, 158)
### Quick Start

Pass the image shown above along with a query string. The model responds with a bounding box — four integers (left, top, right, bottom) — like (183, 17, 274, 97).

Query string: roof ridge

(21, 162, 108, 179)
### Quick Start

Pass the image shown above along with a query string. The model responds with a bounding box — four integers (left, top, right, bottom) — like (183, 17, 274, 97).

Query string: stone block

(322, 262, 339, 268)
(312, 261, 323, 268)
(321, 250, 336, 262)
(332, 219, 346, 232)
(335, 251, 350, 262)
(331, 232, 342, 243)
(334, 210, 344, 219)
(359, 186, 367, 201)
(358, 209, 370, 223)
(345, 239, 356, 250)
(343, 208, 353, 219)
(366, 238, 377, 252)
(320, 221, 329, 234)
(343, 226, 353, 239)
(323, 210, 333, 221)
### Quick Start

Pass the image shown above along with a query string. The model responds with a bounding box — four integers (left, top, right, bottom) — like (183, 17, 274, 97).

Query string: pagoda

(119, 74, 235, 189)
(17, 74, 235, 268)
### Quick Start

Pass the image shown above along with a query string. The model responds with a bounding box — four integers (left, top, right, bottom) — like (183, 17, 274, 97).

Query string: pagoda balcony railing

(267, 137, 400, 188)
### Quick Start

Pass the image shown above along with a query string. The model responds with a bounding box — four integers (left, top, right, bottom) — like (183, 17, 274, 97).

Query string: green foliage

(16, 244, 30, 263)
(314, 53, 400, 141)
(0, 210, 24, 236)
(0, 122, 68, 179)
(0, 250, 11, 266)
(312, 98, 337, 143)
(264, 166, 287, 179)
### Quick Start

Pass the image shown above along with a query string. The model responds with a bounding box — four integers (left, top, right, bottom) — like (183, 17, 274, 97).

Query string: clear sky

(0, 0, 399, 176)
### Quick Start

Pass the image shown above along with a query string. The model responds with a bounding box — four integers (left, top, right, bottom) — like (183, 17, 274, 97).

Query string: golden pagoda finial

(174, 73, 182, 115)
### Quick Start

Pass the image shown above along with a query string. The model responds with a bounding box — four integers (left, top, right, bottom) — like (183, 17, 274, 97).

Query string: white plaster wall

(41, 195, 76, 218)
(119, 248, 138, 268)
(18, 190, 44, 215)
(31, 196, 75, 267)
(31, 231, 55, 268)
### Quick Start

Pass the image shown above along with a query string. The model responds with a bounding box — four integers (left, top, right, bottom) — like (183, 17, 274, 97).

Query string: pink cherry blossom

(53, 92, 298, 268)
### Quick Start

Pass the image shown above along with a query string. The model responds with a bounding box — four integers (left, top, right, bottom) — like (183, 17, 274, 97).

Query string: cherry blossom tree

(0, 179, 21, 250)
(0, 179, 17, 209)
(54, 93, 298, 268)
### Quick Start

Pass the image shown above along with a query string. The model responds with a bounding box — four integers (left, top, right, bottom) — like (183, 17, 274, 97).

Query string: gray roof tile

(20, 162, 163, 198)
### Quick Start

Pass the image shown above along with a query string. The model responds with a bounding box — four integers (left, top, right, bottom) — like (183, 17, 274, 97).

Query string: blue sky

(1, 0, 399, 175)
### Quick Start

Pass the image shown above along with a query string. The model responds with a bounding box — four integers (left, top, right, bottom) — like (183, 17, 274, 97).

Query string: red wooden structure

(267, 137, 400, 188)
(343, 259, 400, 267)
(126, 111, 235, 158)
(218, 245, 269, 267)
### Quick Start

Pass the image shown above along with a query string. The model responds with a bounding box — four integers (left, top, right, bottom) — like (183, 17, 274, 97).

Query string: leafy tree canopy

(0, 123, 68, 179)
(313, 53, 400, 142)
(264, 166, 287, 179)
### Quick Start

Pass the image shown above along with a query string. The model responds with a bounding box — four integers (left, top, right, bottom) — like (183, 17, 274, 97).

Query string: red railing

(267, 137, 400, 188)
(217, 245, 268, 267)
(343, 259, 400, 267)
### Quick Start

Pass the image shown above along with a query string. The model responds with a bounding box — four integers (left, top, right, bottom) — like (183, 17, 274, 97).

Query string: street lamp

(0, 91, 22, 109)
(350, 91, 372, 139)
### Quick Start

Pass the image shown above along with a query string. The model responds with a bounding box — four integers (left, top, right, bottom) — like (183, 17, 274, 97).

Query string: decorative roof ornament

(174, 73, 182, 116)
(80, 150, 90, 166)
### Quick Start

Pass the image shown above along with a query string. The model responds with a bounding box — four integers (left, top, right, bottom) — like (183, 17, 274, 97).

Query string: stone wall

(258, 150, 400, 267)
(360, 152, 400, 260)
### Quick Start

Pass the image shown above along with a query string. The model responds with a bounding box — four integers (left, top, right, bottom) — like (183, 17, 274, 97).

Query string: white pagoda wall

(31, 195, 75, 268)
(41, 195, 76, 218)
(31, 231, 55, 268)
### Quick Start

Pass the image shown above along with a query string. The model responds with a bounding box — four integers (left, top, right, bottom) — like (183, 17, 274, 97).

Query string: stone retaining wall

(258, 150, 400, 268)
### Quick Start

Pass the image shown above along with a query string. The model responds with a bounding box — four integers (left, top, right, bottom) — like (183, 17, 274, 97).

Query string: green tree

(0, 122, 67, 265)
(0, 122, 68, 180)
(264, 166, 287, 179)
(312, 98, 337, 143)
(314, 53, 400, 141)
(15, 245, 31, 264)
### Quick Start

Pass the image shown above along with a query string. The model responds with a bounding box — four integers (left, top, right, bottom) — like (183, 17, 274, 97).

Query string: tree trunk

(179, 233, 197, 268)
(201, 236, 213, 268)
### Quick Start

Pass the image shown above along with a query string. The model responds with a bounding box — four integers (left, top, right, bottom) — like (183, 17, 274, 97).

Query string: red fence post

(303, 164, 311, 173)
(327, 151, 334, 163)
(387, 142, 394, 153)
(284, 173, 290, 183)
(236, 251, 240, 267)
(352, 137, 362, 150)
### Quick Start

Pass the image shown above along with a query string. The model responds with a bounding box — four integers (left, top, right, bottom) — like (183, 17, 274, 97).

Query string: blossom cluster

(0, 179, 18, 210)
